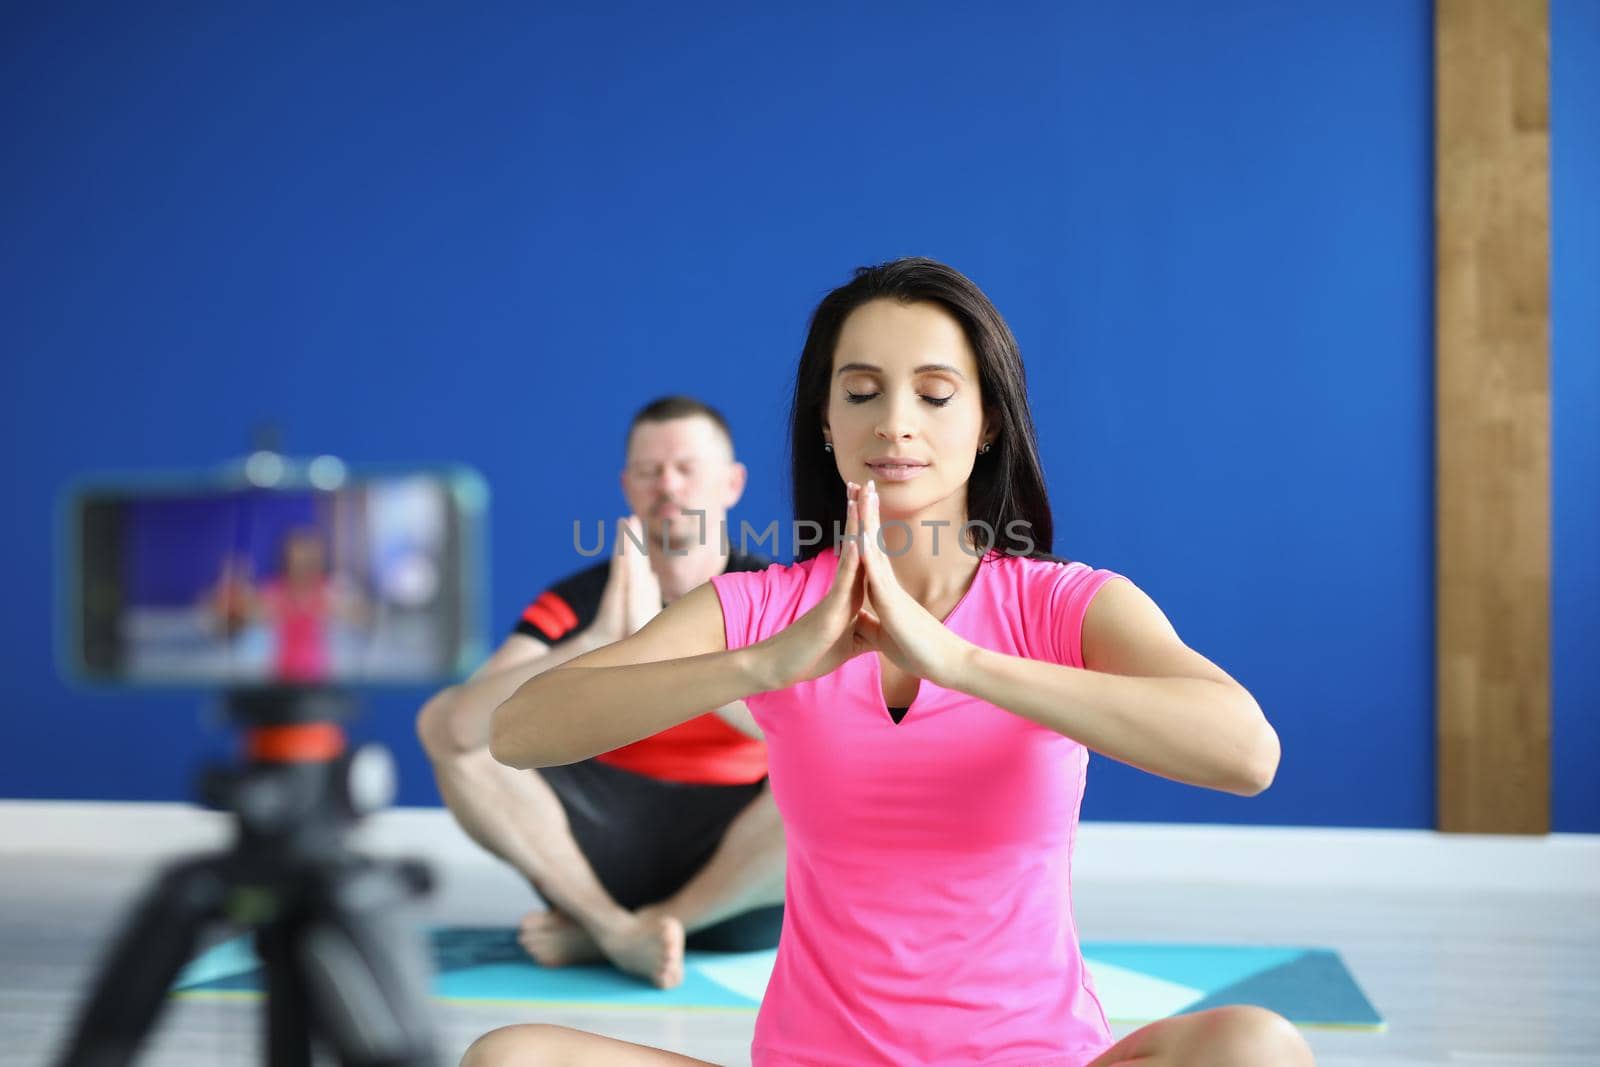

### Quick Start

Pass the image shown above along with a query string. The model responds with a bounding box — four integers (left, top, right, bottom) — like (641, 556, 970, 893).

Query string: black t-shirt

(513, 552, 772, 646)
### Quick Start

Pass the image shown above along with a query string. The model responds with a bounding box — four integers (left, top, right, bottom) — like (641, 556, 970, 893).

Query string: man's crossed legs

(417, 687, 785, 988)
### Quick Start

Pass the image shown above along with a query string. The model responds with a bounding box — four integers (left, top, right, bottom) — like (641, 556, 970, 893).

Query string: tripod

(56, 689, 438, 1067)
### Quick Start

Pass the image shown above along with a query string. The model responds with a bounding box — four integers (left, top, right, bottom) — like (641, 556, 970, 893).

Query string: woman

(257, 526, 367, 683)
(469, 259, 1314, 1066)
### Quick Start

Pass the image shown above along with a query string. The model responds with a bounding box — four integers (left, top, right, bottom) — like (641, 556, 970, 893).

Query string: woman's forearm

(489, 645, 772, 769)
(452, 628, 607, 731)
(946, 646, 1279, 796)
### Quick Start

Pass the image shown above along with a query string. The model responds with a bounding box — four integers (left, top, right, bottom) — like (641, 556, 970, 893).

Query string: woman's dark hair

(788, 257, 1054, 561)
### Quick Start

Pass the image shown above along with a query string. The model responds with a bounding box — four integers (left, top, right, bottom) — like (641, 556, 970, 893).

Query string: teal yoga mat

(175, 927, 1384, 1031)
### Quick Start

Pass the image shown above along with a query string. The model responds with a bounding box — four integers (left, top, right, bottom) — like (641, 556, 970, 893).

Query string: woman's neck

(876, 502, 985, 609)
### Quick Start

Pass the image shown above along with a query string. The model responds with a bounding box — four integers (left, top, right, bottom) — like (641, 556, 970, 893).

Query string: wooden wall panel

(1435, 0, 1551, 833)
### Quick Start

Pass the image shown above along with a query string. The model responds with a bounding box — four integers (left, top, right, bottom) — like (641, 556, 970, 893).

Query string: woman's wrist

(930, 633, 982, 692)
(729, 642, 776, 695)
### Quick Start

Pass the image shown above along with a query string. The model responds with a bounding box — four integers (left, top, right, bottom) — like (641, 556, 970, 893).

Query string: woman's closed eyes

(843, 391, 953, 407)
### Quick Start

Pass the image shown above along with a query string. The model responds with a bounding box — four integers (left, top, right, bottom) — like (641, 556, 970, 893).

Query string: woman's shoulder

(995, 551, 1127, 600)
(708, 548, 836, 650)
(986, 550, 1102, 587)
(982, 552, 1128, 666)
(715, 547, 834, 587)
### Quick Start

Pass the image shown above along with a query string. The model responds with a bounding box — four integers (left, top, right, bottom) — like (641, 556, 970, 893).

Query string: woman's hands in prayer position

(753, 481, 972, 692)
(850, 479, 973, 689)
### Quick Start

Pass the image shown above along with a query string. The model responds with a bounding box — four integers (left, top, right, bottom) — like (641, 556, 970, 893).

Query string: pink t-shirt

(259, 577, 331, 683)
(711, 547, 1126, 1067)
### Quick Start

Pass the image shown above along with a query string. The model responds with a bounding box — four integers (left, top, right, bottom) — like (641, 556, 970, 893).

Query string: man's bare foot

(517, 908, 603, 967)
(596, 907, 686, 989)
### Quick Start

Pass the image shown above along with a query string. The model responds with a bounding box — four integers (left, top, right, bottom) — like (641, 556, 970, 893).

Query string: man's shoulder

(546, 550, 767, 592)
(536, 552, 771, 614)
(545, 557, 612, 604)
(512, 558, 610, 645)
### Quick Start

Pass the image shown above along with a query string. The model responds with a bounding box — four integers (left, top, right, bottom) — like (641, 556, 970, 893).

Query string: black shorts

(536, 758, 783, 952)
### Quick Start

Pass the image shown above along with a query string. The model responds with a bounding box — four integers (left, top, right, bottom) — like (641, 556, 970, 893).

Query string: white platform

(3, 801, 1597, 1066)
(2, 800, 1595, 894)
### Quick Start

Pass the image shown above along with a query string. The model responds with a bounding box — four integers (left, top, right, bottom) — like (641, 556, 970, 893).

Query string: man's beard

(648, 511, 702, 551)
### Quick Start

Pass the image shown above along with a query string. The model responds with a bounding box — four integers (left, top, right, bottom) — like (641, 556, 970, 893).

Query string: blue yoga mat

(175, 927, 1384, 1030)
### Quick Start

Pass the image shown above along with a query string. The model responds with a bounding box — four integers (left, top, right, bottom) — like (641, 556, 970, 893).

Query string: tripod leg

(55, 857, 226, 1067)
(258, 919, 315, 1067)
(295, 865, 437, 1067)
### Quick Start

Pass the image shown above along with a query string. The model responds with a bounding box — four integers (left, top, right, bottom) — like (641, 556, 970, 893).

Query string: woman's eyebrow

(834, 362, 966, 379)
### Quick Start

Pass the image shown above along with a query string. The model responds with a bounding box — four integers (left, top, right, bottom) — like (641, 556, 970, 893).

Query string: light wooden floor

(3, 835, 1597, 1066)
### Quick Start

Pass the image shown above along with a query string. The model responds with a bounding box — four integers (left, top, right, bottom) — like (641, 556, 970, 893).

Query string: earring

(823, 442, 833, 453)
(980, 442, 992, 455)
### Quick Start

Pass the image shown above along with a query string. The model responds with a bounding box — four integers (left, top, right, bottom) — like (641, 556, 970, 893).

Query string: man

(416, 396, 782, 990)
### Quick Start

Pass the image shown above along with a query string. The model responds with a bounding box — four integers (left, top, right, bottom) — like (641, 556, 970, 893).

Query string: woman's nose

(875, 400, 916, 441)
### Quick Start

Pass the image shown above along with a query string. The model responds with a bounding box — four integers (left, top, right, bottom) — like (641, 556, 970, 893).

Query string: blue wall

(0, 2, 1588, 830)
(1552, 0, 1600, 835)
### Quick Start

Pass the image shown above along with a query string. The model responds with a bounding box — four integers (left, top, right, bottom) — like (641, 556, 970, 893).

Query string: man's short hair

(626, 396, 736, 456)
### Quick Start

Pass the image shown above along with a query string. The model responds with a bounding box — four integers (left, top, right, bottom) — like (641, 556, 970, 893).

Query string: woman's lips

(865, 462, 927, 482)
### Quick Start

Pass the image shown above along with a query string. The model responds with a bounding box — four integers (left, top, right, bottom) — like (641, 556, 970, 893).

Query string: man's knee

(417, 686, 470, 761)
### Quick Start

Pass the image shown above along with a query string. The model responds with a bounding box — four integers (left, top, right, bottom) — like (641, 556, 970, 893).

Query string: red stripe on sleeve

(538, 591, 579, 633)
(521, 601, 566, 642)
